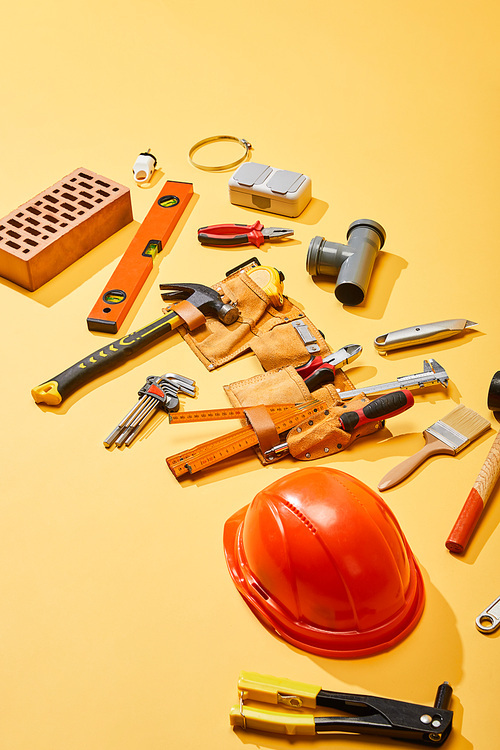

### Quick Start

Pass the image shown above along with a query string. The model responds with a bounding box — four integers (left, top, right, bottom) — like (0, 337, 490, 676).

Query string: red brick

(0, 168, 133, 291)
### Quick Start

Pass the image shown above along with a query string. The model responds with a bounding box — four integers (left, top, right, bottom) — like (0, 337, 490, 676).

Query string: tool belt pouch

(177, 261, 330, 370)
(223, 366, 381, 463)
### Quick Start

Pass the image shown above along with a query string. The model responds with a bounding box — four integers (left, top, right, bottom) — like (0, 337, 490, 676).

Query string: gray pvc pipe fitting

(306, 219, 386, 306)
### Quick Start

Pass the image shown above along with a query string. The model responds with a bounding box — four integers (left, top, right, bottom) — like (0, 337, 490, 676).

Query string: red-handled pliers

(197, 221, 294, 248)
(297, 344, 363, 383)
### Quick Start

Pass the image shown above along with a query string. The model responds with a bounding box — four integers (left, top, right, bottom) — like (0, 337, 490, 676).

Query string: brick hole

(16, 212, 24, 217)
(95, 198, 103, 203)
(79, 190, 94, 199)
(62, 192, 77, 201)
(53, 189, 60, 193)
(61, 212, 75, 221)
(96, 179, 110, 187)
(25, 226, 41, 236)
(8, 218, 23, 228)
(44, 204, 58, 213)
(27, 206, 41, 215)
(44, 195, 58, 204)
(77, 210, 85, 215)
(26, 217, 40, 226)
(25, 239, 38, 247)
(22, 248, 31, 254)
(44, 214, 58, 224)
(78, 200, 93, 209)
(97, 189, 109, 197)
(61, 202, 76, 212)
(43, 225, 57, 233)
(60, 222, 68, 227)
(6, 240, 20, 249)
(42, 235, 48, 240)
(62, 183, 76, 191)
(112, 187, 119, 191)
(35, 201, 43, 206)
(7, 229, 21, 239)
(0, 225, 4, 230)
(79, 181, 92, 190)
(70, 177, 77, 182)
(78, 172, 93, 180)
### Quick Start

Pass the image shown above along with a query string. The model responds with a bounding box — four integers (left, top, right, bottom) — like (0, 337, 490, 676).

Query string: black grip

(33, 311, 179, 404)
(362, 390, 409, 419)
(340, 390, 410, 432)
(198, 232, 248, 246)
(304, 367, 336, 391)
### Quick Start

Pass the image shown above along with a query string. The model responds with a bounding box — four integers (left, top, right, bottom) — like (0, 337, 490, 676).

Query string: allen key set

(104, 373, 196, 448)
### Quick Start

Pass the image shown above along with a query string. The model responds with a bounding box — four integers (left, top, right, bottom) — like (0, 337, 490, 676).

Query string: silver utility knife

(374, 319, 477, 353)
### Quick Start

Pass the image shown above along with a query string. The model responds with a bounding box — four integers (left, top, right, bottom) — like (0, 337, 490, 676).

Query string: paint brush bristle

(425, 404, 490, 452)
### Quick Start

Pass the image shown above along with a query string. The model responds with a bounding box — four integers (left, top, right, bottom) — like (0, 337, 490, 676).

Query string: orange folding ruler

(87, 180, 194, 333)
(166, 401, 327, 478)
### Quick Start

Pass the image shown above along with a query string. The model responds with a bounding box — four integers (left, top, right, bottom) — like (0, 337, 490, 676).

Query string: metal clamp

(188, 135, 252, 172)
(292, 320, 320, 353)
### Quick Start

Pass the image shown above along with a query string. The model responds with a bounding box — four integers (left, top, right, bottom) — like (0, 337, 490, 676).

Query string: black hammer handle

(32, 310, 182, 406)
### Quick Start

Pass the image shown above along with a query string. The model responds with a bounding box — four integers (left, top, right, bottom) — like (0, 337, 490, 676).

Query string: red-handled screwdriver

(340, 390, 414, 432)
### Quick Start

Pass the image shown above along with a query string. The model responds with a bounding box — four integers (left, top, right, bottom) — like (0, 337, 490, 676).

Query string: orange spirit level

(87, 180, 194, 333)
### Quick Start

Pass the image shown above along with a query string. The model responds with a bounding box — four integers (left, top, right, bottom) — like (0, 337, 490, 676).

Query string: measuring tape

(87, 180, 194, 334)
(166, 401, 327, 478)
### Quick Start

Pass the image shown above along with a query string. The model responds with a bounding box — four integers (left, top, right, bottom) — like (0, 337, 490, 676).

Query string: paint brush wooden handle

(446, 430, 500, 554)
(378, 434, 456, 490)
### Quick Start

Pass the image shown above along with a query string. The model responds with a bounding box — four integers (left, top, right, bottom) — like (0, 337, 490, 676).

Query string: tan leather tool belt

(177, 260, 330, 370)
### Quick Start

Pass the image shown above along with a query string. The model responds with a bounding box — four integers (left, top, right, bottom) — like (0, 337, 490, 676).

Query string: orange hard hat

(224, 467, 425, 658)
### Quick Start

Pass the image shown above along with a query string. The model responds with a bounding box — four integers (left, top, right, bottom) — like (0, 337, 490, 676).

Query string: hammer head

(159, 282, 239, 325)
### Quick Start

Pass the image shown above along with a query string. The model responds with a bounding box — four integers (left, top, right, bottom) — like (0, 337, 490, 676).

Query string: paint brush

(378, 404, 491, 491)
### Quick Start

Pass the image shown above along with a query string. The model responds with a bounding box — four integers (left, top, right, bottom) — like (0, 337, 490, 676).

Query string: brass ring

(188, 135, 252, 172)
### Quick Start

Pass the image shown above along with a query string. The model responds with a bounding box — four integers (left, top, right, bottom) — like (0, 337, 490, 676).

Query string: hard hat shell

(223, 467, 425, 658)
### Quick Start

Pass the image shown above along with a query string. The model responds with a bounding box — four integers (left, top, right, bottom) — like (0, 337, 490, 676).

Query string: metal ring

(188, 135, 252, 172)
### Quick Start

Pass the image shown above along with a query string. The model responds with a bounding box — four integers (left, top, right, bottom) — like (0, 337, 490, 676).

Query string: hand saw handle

(31, 310, 182, 406)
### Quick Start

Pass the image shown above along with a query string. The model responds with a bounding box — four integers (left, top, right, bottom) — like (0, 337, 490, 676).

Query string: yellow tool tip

(31, 381, 62, 405)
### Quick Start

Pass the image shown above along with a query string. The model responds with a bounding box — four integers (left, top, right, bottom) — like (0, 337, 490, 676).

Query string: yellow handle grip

(237, 671, 320, 708)
(230, 704, 316, 736)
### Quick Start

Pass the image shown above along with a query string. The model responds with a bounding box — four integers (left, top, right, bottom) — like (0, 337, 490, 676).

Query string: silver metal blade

(324, 344, 363, 369)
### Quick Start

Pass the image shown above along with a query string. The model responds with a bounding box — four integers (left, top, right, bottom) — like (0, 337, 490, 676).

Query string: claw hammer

(31, 282, 238, 406)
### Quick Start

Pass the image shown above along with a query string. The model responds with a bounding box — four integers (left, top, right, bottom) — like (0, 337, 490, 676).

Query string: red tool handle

(198, 221, 264, 247)
(446, 429, 500, 554)
(340, 390, 414, 432)
(297, 357, 336, 380)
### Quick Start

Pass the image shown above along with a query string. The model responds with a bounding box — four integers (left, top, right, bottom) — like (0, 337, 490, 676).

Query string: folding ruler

(166, 401, 326, 478)
(87, 180, 194, 333)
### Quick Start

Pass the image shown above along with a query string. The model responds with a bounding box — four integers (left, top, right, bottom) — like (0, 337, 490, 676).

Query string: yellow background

(1, 2, 499, 748)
